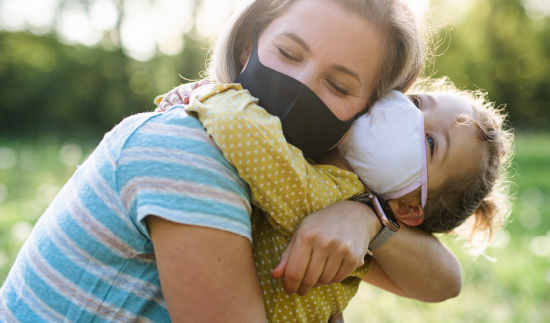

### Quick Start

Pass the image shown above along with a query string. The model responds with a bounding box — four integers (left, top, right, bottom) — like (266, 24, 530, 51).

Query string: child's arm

(186, 84, 363, 236)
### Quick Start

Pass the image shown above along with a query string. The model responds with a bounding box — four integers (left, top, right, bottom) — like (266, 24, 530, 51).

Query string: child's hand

(271, 201, 380, 296)
(155, 79, 211, 112)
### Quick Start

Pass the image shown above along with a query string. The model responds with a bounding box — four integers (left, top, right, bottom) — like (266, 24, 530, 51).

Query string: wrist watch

(352, 193, 400, 252)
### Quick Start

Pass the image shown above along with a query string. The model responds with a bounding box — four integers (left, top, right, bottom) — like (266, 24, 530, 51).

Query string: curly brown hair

(407, 77, 514, 251)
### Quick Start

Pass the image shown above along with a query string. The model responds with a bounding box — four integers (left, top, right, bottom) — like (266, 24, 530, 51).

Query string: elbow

(431, 252, 463, 302)
(423, 267, 462, 303)
(434, 277, 462, 302)
(443, 258, 463, 301)
(446, 271, 463, 300)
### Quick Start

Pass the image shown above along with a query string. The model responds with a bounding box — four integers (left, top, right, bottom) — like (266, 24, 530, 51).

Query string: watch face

(372, 196, 400, 231)
(385, 216, 400, 230)
(381, 199, 399, 224)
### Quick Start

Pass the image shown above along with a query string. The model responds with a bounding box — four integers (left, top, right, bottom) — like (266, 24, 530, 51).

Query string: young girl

(156, 77, 513, 322)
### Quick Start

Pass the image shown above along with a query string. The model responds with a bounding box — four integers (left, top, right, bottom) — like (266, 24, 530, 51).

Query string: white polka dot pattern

(186, 84, 371, 323)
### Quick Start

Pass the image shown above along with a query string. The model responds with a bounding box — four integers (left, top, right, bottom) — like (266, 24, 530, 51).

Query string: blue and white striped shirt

(0, 107, 252, 322)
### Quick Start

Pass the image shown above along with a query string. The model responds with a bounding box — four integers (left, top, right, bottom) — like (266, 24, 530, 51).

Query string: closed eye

(277, 47, 300, 62)
(326, 79, 350, 96)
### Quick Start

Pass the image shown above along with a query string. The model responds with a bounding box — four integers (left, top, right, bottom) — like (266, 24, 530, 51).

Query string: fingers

(176, 85, 192, 105)
(157, 89, 184, 112)
(313, 257, 342, 288)
(272, 236, 295, 280)
(157, 100, 172, 112)
(281, 238, 313, 295)
(166, 89, 186, 106)
(157, 79, 210, 112)
(330, 256, 364, 285)
(296, 250, 328, 296)
(199, 79, 211, 87)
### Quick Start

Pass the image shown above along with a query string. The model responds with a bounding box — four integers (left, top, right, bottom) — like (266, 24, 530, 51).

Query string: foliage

(429, 0, 550, 129)
(0, 0, 548, 320)
(0, 133, 549, 321)
(0, 31, 209, 137)
(342, 131, 550, 322)
(0, 0, 549, 137)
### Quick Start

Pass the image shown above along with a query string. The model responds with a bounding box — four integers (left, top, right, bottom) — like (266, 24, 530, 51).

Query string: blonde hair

(207, 0, 428, 109)
(408, 77, 514, 251)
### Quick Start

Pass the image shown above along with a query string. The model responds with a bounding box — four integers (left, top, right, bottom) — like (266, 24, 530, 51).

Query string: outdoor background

(0, 0, 549, 321)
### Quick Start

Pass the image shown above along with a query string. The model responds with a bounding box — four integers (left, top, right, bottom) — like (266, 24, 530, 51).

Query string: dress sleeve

(186, 84, 363, 236)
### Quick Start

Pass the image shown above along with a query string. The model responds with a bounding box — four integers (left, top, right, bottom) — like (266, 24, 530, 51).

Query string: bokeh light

(11, 221, 33, 241)
(529, 236, 550, 257)
(90, 0, 119, 31)
(520, 207, 542, 229)
(0, 0, 437, 61)
(522, 0, 550, 19)
(0, 147, 17, 169)
(60, 142, 83, 166)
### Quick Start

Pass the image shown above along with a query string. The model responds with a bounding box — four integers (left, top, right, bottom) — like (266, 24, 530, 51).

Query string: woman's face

(241, 0, 384, 121)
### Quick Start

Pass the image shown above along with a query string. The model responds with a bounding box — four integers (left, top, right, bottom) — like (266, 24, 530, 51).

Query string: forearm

(368, 225, 462, 302)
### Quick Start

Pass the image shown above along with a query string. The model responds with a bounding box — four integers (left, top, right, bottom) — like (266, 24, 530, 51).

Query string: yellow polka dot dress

(185, 84, 371, 323)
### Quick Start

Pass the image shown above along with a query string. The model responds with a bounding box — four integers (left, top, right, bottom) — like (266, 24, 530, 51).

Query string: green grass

(344, 133, 550, 322)
(0, 134, 549, 322)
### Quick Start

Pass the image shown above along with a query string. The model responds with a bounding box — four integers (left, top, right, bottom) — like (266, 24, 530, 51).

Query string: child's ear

(394, 201, 424, 227)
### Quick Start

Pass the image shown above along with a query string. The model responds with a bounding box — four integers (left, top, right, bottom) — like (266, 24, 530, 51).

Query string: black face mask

(234, 35, 356, 158)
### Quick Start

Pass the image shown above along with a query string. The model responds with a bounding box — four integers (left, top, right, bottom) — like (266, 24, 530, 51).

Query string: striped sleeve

(186, 85, 365, 236)
(116, 109, 253, 241)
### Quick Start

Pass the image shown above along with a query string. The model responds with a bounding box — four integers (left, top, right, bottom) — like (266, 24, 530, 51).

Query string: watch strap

(368, 226, 396, 252)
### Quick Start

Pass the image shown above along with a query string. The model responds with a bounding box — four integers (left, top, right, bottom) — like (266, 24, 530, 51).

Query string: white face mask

(337, 90, 428, 207)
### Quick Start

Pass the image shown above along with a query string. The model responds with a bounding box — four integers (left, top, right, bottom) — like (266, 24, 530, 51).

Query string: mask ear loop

(419, 112, 428, 208)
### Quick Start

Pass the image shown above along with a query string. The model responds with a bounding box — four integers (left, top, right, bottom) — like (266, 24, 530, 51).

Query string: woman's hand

(271, 201, 381, 296)
(155, 79, 211, 112)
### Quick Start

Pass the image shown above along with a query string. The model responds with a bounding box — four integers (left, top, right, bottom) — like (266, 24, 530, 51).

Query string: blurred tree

(430, 0, 550, 129)
(0, 31, 209, 138)
(0, 0, 548, 138)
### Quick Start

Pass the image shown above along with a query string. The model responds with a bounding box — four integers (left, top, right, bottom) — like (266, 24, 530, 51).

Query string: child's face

(410, 92, 484, 193)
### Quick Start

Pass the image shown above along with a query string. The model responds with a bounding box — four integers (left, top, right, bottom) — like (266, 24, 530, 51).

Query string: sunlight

(59, 7, 102, 46)
(0, 0, 438, 61)
(523, 0, 550, 19)
(404, 0, 431, 16)
(90, 0, 119, 31)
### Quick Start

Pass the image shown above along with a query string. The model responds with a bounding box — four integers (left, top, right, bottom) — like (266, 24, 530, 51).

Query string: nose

(293, 65, 320, 94)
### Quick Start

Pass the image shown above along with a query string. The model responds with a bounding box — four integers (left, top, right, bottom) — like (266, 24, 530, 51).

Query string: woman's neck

(313, 149, 350, 171)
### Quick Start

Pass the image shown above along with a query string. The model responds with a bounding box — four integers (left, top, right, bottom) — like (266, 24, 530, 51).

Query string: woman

(155, 0, 460, 320)
(0, 0, 460, 322)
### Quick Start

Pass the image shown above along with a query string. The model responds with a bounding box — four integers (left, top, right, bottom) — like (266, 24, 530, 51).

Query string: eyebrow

(280, 33, 311, 52)
(331, 64, 362, 85)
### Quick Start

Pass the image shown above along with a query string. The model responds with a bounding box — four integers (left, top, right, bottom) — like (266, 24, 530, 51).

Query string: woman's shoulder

(102, 108, 222, 162)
